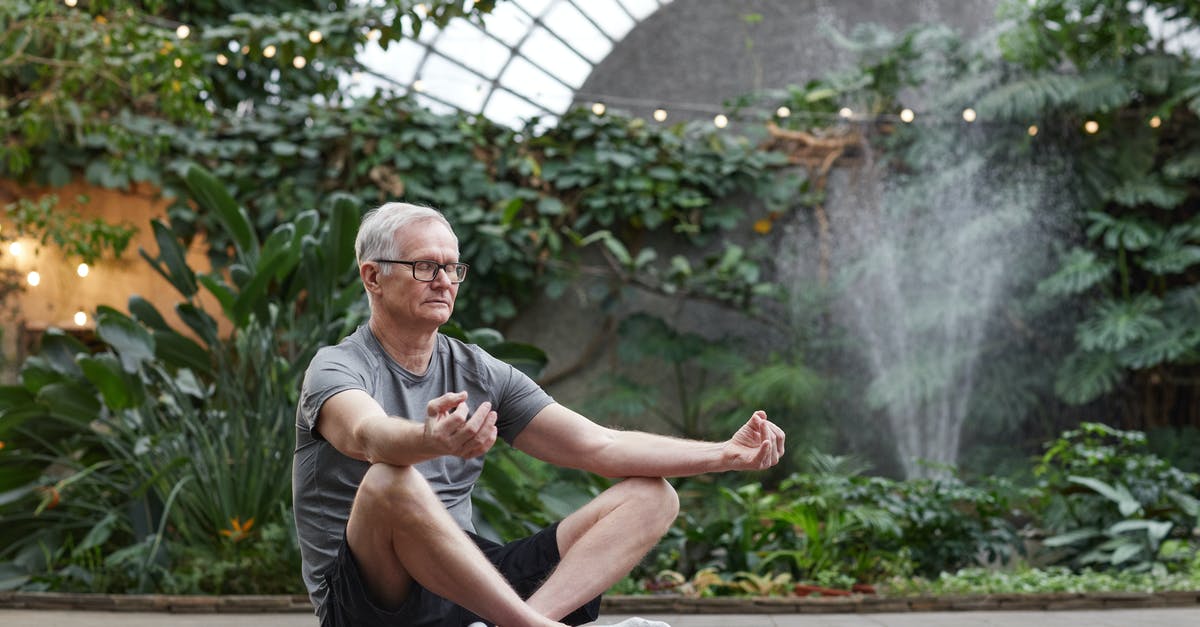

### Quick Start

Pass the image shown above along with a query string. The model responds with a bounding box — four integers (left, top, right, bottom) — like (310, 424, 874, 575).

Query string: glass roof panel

(358, 0, 675, 127)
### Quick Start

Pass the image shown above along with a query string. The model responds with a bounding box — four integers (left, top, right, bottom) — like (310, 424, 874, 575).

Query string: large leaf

(185, 163, 258, 261)
(153, 331, 213, 376)
(140, 220, 197, 298)
(96, 312, 155, 373)
(1054, 350, 1122, 405)
(36, 381, 100, 426)
(1076, 295, 1164, 352)
(1037, 247, 1114, 296)
(127, 296, 171, 333)
(79, 353, 141, 410)
(329, 192, 361, 275)
(1068, 475, 1141, 516)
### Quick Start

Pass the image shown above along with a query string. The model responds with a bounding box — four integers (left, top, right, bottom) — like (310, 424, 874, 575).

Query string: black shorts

(319, 521, 602, 627)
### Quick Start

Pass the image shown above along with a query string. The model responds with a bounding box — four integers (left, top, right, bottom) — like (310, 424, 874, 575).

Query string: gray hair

(355, 202, 455, 275)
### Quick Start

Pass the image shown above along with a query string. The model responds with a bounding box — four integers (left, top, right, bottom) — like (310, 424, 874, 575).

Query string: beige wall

(0, 180, 228, 380)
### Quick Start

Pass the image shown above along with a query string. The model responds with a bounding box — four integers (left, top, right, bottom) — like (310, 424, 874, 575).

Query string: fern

(1108, 177, 1188, 209)
(1118, 324, 1196, 369)
(1069, 69, 1135, 114)
(1076, 295, 1165, 352)
(976, 72, 1081, 119)
(1139, 225, 1200, 275)
(1085, 211, 1161, 251)
(1055, 349, 1123, 405)
(1038, 247, 1115, 296)
(1163, 151, 1200, 180)
(1130, 53, 1180, 95)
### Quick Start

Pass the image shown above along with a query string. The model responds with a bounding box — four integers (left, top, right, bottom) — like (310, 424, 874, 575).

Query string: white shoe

(592, 614, 672, 619)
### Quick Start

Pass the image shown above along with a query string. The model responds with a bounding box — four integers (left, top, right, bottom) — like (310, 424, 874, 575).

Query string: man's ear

(360, 262, 383, 294)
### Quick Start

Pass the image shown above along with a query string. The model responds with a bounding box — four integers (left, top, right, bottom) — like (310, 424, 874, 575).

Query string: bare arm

(317, 389, 499, 465)
(511, 403, 785, 479)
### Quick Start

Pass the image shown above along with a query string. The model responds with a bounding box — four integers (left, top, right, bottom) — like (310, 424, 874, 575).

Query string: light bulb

(776, 106, 791, 118)
(217, 53, 229, 66)
(1084, 120, 1099, 134)
(27, 271, 40, 287)
(1149, 116, 1162, 128)
(899, 108, 915, 123)
(173, 58, 183, 68)
(293, 56, 307, 69)
(8, 241, 22, 257)
(65, 0, 77, 7)
(77, 263, 89, 277)
(652, 108, 668, 122)
(1027, 125, 1038, 136)
(713, 114, 728, 128)
(412, 79, 425, 92)
(263, 45, 277, 58)
(176, 25, 190, 39)
(591, 102, 606, 116)
(838, 107, 853, 119)
(74, 310, 88, 326)
(308, 30, 323, 44)
(962, 108, 977, 123)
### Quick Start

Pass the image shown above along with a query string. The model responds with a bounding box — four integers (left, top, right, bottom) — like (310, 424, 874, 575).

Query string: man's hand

(423, 391, 498, 459)
(724, 411, 786, 471)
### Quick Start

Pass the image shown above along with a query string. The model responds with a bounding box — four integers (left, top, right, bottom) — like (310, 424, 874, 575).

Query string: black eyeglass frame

(373, 259, 470, 283)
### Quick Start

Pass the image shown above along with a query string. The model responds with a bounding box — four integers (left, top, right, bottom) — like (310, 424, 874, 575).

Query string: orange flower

(753, 218, 772, 234)
(220, 516, 255, 542)
(0, 440, 5, 450)
(37, 486, 61, 510)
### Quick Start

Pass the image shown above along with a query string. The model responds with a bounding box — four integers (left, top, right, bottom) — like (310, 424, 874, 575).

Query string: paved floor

(4, 609, 1200, 626)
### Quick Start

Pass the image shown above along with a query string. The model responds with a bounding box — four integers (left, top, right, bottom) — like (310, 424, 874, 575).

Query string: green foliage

(2, 195, 137, 264)
(1033, 422, 1200, 572)
(885, 562, 1200, 596)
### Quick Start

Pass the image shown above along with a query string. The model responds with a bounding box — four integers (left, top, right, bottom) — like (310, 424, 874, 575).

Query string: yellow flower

(219, 516, 255, 542)
(95, 15, 108, 24)
(753, 218, 772, 234)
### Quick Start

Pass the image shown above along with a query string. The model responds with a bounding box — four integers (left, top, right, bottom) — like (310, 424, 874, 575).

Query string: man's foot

(594, 619, 671, 627)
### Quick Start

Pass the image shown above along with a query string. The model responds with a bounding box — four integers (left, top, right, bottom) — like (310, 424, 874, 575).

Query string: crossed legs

(347, 463, 679, 627)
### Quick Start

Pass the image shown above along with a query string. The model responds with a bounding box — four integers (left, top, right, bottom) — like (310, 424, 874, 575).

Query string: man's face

(373, 219, 461, 328)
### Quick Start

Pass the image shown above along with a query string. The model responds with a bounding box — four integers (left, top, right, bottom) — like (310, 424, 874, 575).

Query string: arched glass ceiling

(357, 0, 672, 128)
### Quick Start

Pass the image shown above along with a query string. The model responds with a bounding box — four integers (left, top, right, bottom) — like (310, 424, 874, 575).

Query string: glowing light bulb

(1084, 120, 1099, 134)
(1149, 116, 1162, 128)
(713, 114, 728, 128)
(652, 108, 668, 122)
(962, 108, 977, 123)
(263, 45, 277, 58)
(591, 102, 606, 116)
(8, 241, 22, 257)
(217, 53, 229, 66)
(412, 79, 425, 92)
(838, 107, 853, 119)
(65, 0, 77, 7)
(293, 56, 307, 69)
(899, 108, 915, 123)
(176, 25, 190, 39)
(776, 106, 791, 118)
(77, 263, 89, 277)
(1027, 125, 1038, 136)
(173, 58, 183, 68)
(308, 30, 323, 44)
(26, 271, 40, 287)
(74, 310, 88, 326)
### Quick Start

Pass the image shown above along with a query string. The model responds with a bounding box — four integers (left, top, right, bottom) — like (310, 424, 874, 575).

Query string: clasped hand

(725, 410, 786, 471)
(423, 391, 498, 458)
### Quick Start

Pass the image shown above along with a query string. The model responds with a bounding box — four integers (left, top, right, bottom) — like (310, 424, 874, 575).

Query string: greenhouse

(1, 1, 1199, 625)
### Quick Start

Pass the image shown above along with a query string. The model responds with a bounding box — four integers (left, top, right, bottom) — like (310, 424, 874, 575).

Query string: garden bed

(2, 591, 1199, 614)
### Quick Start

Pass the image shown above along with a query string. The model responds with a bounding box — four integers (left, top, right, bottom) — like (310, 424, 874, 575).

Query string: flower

(220, 516, 255, 542)
(36, 486, 61, 510)
(753, 218, 773, 234)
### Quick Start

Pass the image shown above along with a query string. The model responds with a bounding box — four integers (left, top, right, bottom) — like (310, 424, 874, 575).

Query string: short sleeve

(297, 344, 373, 440)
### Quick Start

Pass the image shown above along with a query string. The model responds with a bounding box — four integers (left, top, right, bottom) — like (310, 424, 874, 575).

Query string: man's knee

(356, 463, 439, 520)
(623, 477, 680, 534)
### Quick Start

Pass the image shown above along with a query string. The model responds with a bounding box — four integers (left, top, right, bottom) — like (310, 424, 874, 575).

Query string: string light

(713, 114, 728, 128)
(1028, 125, 1038, 136)
(176, 25, 190, 39)
(8, 241, 22, 257)
(1149, 115, 1162, 128)
(26, 271, 40, 287)
(308, 30, 323, 44)
(64, 0, 77, 7)
(217, 53, 229, 66)
(74, 310, 88, 326)
(1084, 120, 1099, 134)
(77, 263, 89, 278)
(652, 108, 668, 122)
(263, 45, 277, 58)
(838, 107, 853, 119)
(173, 58, 183, 68)
(775, 106, 791, 118)
(293, 56, 307, 69)
(591, 102, 606, 116)
(962, 108, 977, 122)
(899, 108, 915, 123)
(412, 79, 426, 92)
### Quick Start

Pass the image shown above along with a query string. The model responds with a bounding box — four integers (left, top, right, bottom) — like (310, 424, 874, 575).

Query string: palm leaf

(1037, 247, 1114, 296)
(1054, 350, 1123, 405)
(1077, 295, 1164, 352)
(1108, 177, 1188, 209)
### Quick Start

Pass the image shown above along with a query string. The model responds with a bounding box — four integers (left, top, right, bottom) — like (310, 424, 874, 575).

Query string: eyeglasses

(373, 259, 469, 283)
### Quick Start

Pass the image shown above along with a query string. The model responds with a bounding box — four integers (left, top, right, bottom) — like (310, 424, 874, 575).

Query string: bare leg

(348, 463, 564, 627)
(525, 477, 679, 621)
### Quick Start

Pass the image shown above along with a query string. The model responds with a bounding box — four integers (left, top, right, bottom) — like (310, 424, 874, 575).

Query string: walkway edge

(2, 590, 1199, 614)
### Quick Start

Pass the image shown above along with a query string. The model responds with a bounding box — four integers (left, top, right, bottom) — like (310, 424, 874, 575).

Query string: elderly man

(293, 202, 786, 627)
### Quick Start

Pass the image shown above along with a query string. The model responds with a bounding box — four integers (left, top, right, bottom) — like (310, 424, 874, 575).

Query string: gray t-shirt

(292, 324, 554, 612)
